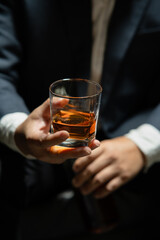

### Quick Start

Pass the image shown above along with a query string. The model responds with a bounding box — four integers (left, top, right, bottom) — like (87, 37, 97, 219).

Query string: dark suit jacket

(0, 0, 160, 133)
(0, 0, 160, 237)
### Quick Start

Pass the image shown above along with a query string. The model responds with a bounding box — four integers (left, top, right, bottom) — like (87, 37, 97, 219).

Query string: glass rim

(49, 78, 102, 99)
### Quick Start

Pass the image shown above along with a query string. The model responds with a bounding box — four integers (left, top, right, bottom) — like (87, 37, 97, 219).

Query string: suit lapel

(58, 0, 150, 88)
(101, 0, 150, 97)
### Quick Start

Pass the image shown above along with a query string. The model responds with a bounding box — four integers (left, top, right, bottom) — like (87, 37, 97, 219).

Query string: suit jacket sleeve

(0, 0, 29, 119)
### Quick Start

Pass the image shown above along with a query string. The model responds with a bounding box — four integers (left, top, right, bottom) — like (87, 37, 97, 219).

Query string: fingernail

(85, 147, 91, 155)
(95, 140, 100, 147)
(58, 131, 69, 140)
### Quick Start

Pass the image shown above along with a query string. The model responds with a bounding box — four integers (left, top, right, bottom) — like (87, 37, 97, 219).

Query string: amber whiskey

(52, 109, 96, 141)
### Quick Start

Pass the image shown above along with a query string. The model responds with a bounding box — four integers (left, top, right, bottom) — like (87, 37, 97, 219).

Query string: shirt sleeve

(125, 124, 160, 169)
(0, 112, 35, 159)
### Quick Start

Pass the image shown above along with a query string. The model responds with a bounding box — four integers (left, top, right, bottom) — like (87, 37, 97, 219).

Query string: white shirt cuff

(125, 124, 160, 169)
(0, 113, 35, 159)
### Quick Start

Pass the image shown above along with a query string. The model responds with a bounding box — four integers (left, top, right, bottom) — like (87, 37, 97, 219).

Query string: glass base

(58, 138, 90, 147)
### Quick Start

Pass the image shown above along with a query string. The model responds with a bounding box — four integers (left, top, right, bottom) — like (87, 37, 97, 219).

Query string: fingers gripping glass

(49, 78, 102, 147)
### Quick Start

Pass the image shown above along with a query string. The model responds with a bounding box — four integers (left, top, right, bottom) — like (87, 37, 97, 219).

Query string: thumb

(41, 130, 70, 148)
(37, 98, 51, 118)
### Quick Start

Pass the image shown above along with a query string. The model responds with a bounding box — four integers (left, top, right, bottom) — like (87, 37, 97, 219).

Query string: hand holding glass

(49, 78, 102, 147)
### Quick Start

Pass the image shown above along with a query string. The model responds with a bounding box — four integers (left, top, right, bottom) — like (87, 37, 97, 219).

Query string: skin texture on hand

(72, 136, 146, 198)
(14, 99, 100, 164)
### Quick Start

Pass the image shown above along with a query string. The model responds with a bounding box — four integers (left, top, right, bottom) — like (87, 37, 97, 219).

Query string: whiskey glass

(49, 78, 102, 147)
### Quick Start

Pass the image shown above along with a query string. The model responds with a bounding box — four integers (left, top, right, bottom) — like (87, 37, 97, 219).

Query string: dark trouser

(21, 162, 160, 240)
(1, 144, 160, 240)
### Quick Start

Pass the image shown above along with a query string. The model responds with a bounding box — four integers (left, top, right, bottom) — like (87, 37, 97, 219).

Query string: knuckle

(109, 155, 117, 163)
(105, 153, 117, 164)
(110, 185, 117, 191)
(73, 162, 79, 169)
(120, 172, 130, 181)
(114, 164, 122, 173)
(88, 154, 94, 160)
(85, 166, 93, 177)
(107, 183, 117, 191)
(93, 175, 103, 186)
(86, 154, 94, 162)
(105, 184, 112, 193)
(73, 162, 82, 171)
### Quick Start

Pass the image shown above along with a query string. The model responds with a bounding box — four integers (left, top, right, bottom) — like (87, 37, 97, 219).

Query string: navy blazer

(0, 0, 160, 140)
(0, 0, 160, 210)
